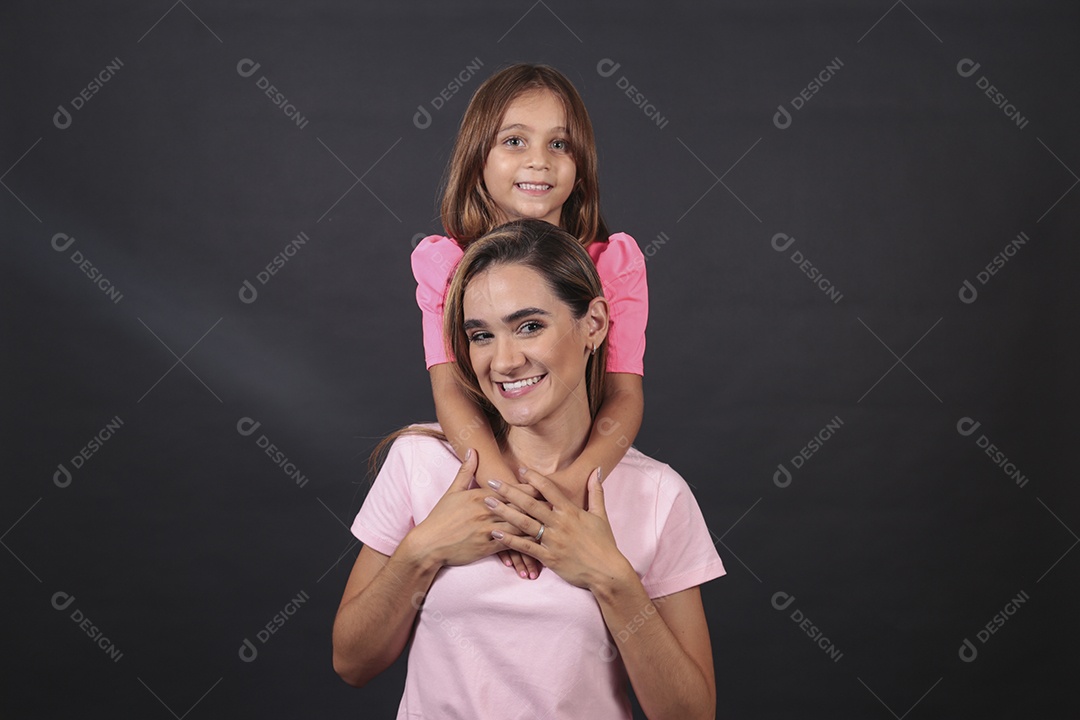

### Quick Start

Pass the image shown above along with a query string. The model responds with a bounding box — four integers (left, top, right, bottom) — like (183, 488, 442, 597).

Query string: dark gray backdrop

(4, 1, 1077, 717)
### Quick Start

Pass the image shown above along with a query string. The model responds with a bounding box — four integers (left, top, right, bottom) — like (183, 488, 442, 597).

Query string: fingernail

(484, 497, 498, 508)
(503, 558, 511, 566)
(491, 530, 504, 539)
(518, 467, 527, 476)
(465, 448, 472, 461)
(529, 571, 537, 580)
(487, 479, 501, 490)
(597, 466, 603, 483)
(520, 571, 528, 578)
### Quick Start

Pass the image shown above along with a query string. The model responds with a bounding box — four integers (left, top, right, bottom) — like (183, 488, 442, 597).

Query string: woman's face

(462, 263, 593, 430)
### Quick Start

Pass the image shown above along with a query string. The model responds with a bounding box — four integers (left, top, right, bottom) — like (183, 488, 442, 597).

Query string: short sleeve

(590, 233, 648, 376)
(640, 465, 726, 599)
(351, 438, 417, 556)
(411, 236, 465, 369)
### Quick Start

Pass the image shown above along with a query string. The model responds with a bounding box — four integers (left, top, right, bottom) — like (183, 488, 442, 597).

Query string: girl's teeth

(517, 183, 550, 190)
(502, 376, 542, 391)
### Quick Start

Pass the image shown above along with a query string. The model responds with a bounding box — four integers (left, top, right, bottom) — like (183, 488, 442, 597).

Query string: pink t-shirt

(411, 232, 648, 375)
(352, 428, 725, 719)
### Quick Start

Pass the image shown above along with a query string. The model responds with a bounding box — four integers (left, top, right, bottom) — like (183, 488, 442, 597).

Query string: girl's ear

(583, 296, 610, 349)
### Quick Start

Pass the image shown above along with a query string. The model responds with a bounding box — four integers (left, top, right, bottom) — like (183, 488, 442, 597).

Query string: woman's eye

(519, 321, 544, 335)
(468, 332, 492, 344)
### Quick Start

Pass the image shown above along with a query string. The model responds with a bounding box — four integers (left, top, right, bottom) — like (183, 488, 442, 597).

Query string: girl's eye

(551, 139, 569, 152)
(503, 136, 524, 148)
(468, 332, 492, 344)
(518, 321, 544, 335)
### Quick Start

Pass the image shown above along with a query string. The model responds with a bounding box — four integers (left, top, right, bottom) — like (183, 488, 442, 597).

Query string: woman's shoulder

(607, 449, 706, 541)
(612, 447, 688, 495)
(381, 423, 457, 462)
(389, 423, 451, 447)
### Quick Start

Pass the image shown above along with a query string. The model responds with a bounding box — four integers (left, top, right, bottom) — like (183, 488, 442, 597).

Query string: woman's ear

(583, 296, 610, 349)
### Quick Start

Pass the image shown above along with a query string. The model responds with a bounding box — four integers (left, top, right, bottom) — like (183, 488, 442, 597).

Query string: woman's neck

(502, 400, 592, 479)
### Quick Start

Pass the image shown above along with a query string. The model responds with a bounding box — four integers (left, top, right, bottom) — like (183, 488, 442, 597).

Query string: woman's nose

(492, 337, 525, 374)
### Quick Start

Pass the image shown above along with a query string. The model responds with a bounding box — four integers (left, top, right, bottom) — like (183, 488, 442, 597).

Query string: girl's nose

(524, 147, 549, 170)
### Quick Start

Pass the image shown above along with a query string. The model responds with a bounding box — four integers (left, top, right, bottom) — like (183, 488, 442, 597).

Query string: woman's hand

(406, 449, 518, 568)
(476, 456, 546, 580)
(485, 467, 633, 591)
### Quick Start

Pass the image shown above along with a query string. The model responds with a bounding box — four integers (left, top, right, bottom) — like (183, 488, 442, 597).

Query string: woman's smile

(497, 373, 547, 398)
(463, 263, 590, 431)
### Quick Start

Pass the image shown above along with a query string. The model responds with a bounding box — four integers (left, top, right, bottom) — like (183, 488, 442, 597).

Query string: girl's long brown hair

(440, 64, 609, 248)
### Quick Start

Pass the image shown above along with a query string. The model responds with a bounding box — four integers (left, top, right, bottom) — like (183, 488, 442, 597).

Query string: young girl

(411, 64, 647, 579)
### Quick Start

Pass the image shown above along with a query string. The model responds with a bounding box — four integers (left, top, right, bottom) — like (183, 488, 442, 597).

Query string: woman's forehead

(463, 264, 561, 319)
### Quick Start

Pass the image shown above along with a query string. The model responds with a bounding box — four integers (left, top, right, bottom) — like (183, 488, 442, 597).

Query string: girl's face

(463, 263, 596, 431)
(482, 90, 577, 228)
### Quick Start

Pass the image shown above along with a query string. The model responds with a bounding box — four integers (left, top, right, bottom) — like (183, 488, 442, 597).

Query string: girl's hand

(485, 467, 632, 591)
(477, 457, 546, 580)
(409, 450, 518, 568)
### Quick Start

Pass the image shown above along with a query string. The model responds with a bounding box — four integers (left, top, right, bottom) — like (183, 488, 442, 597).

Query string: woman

(333, 219, 725, 719)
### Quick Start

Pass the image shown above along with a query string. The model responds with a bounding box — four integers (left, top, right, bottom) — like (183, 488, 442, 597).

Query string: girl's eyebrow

(497, 123, 569, 133)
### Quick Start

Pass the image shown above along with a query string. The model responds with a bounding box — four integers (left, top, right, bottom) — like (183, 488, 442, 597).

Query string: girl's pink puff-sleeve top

(411, 232, 647, 375)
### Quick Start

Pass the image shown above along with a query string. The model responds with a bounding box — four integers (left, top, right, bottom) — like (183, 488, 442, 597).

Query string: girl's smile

(483, 89, 576, 227)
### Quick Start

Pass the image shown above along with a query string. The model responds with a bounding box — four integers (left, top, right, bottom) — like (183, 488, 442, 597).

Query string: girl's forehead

(502, 89, 567, 121)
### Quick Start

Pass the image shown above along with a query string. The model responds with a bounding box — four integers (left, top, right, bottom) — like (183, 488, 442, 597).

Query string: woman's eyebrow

(503, 307, 550, 324)
(464, 308, 550, 331)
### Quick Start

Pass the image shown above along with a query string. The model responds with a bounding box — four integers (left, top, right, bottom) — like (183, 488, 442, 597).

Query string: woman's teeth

(501, 376, 543, 391)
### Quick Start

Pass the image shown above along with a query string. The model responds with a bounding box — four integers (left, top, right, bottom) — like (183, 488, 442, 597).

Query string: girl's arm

(431, 363, 543, 579)
(554, 372, 643, 483)
(430, 363, 512, 485)
(565, 230, 648, 484)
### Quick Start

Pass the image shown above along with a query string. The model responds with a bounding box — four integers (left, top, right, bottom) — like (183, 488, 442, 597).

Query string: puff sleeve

(410, 235, 465, 369)
(589, 232, 649, 375)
